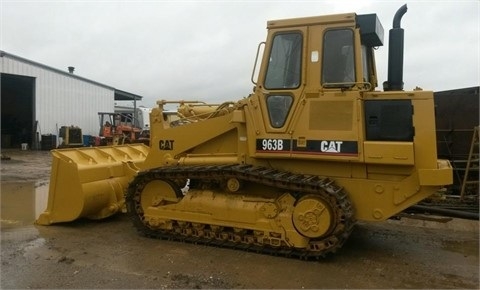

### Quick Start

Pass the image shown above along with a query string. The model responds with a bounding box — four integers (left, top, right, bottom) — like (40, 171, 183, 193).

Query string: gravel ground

(1, 149, 478, 289)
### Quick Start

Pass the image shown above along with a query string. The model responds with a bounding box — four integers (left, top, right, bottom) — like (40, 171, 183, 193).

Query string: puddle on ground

(1, 181, 49, 229)
(441, 239, 479, 257)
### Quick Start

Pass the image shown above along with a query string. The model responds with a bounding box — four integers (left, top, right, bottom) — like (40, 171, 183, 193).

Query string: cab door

(287, 25, 363, 162)
(250, 27, 307, 158)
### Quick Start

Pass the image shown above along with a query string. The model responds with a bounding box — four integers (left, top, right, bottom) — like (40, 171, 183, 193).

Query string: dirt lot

(1, 149, 479, 289)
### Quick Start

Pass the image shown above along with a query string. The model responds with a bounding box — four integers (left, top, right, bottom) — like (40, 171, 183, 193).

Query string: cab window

(361, 45, 372, 83)
(266, 95, 293, 128)
(322, 29, 355, 86)
(264, 32, 302, 89)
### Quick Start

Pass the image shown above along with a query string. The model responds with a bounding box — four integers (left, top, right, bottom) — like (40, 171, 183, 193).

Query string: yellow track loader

(37, 4, 452, 258)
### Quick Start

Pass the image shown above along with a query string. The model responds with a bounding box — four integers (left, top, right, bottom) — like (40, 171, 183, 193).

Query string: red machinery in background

(98, 112, 144, 145)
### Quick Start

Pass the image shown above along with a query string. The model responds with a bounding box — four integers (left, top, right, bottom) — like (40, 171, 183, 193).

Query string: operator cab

(253, 12, 384, 132)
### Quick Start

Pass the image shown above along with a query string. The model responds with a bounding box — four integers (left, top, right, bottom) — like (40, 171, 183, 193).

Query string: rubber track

(125, 164, 356, 259)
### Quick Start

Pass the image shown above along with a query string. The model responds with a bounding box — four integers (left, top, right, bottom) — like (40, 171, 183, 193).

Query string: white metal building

(1, 51, 142, 149)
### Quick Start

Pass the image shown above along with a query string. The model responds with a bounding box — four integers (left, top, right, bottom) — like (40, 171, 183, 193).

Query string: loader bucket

(36, 144, 149, 225)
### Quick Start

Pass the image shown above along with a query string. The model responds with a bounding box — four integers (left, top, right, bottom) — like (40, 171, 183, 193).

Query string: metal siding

(1, 55, 114, 137)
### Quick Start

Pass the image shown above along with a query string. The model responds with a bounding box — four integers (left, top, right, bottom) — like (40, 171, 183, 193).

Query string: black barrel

(41, 134, 57, 150)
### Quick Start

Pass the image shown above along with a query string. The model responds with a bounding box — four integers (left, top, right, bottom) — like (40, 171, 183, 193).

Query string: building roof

(434, 86, 479, 96)
(0, 50, 142, 101)
(115, 89, 143, 101)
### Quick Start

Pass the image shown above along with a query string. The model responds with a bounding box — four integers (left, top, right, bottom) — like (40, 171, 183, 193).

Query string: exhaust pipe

(384, 4, 408, 91)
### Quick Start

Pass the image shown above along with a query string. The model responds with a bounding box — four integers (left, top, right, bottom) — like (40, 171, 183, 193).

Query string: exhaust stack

(384, 4, 408, 91)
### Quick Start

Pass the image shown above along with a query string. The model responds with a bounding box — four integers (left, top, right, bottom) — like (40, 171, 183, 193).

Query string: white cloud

(1, 0, 478, 107)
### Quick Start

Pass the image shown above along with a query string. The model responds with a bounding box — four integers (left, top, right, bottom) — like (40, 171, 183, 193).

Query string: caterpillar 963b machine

(37, 5, 452, 258)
